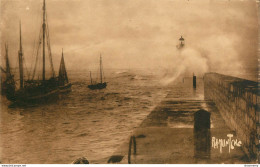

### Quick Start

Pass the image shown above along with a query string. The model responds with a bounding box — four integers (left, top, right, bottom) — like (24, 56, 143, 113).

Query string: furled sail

(58, 49, 69, 86)
(5, 0, 71, 104)
(1, 44, 15, 99)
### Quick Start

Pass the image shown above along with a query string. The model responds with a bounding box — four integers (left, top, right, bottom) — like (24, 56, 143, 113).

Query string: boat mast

(100, 54, 102, 83)
(5, 44, 10, 75)
(42, 0, 46, 81)
(90, 71, 93, 84)
(18, 21, 24, 89)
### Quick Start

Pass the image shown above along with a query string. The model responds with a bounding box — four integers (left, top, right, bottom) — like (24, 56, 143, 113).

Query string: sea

(0, 66, 257, 164)
(0, 69, 170, 164)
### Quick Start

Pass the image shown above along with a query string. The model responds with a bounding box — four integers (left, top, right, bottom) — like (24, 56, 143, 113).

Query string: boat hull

(59, 83, 72, 93)
(2, 82, 16, 101)
(1, 75, 16, 101)
(8, 78, 61, 104)
(88, 82, 107, 90)
(7, 83, 73, 105)
(13, 88, 60, 105)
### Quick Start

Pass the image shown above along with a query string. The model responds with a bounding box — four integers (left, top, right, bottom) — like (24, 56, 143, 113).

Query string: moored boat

(88, 55, 107, 90)
(6, 0, 71, 104)
(58, 49, 72, 93)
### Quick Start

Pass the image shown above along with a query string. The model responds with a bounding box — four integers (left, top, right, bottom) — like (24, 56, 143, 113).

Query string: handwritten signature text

(212, 134, 242, 153)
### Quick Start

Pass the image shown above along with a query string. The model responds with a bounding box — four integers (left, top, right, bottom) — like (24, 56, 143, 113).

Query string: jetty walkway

(108, 77, 253, 164)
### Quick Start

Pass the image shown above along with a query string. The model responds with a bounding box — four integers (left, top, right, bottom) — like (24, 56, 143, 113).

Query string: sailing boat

(88, 55, 107, 90)
(1, 44, 15, 100)
(176, 36, 185, 49)
(58, 49, 72, 93)
(6, 0, 70, 104)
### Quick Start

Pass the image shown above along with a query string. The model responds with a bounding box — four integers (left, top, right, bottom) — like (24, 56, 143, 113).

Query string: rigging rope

(22, 56, 30, 80)
(31, 5, 56, 80)
(46, 12, 56, 77)
(28, 38, 36, 78)
(13, 50, 19, 82)
(32, 26, 42, 80)
(28, 0, 40, 79)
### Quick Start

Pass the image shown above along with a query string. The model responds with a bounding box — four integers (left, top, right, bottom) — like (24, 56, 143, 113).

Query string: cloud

(0, 0, 258, 81)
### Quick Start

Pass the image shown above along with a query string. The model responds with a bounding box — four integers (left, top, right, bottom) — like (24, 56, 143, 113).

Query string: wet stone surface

(112, 78, 253, 164)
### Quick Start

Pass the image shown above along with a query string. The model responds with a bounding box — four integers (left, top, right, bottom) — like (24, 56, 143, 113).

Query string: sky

(0, 0, 258, 80)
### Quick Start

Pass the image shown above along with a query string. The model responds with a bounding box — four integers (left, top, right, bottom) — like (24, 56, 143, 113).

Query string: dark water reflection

(0, 69, 169, 164)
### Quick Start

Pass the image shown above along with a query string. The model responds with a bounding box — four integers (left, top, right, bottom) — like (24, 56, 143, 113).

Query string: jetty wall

(204, 73, 259, 160)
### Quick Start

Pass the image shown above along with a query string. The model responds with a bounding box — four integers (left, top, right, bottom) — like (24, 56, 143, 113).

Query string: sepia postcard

(0, 0, 259, 165)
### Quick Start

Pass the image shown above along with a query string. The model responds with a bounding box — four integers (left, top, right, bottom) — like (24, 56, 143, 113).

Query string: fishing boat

(88, 55, 107, 90)
(58, 49, 72, 93)
(6, 0, 70, 104)
(1, 44, 15, 100)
